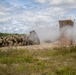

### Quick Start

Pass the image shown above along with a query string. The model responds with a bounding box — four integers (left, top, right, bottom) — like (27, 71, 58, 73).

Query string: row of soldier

(0, 35, 26, 47)
(0, 30, 40, 47)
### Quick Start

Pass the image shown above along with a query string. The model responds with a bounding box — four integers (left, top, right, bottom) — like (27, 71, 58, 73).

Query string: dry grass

(0, 45, 76, 75)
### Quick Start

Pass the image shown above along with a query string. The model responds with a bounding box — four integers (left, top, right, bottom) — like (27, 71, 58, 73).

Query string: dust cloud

(29, 26, 60, 43)
(27, 21, 76, 44)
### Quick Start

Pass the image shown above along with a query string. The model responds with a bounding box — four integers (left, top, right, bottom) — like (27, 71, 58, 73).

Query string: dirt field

(0, 41, 61, 51)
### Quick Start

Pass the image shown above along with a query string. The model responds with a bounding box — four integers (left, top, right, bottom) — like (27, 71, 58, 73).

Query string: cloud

(0, 0, 76, 34)
(34, 0, 76, 9)
(34, 0, 76, 5)
(34, 0, 46, 3)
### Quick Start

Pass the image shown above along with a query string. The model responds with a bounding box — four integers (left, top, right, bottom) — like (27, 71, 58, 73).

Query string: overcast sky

(0, 0, 76, 33)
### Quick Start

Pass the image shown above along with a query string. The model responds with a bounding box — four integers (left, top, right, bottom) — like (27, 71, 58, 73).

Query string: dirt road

(0, 42, 60, 51)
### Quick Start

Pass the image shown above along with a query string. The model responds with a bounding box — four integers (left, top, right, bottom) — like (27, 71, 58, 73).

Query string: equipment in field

(26, 30, 40, 45)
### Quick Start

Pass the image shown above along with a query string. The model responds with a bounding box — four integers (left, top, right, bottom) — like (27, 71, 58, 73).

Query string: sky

(0, 0, 76, 34)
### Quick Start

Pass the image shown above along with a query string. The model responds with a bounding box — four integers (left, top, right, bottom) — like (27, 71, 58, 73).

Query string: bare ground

(0, 42, 60, 51)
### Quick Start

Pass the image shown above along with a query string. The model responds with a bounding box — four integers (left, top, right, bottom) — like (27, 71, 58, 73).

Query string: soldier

(0, 37, 3, 47)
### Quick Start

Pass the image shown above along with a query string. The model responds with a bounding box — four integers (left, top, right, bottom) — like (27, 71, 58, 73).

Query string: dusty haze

(28, 23, 76, 44)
